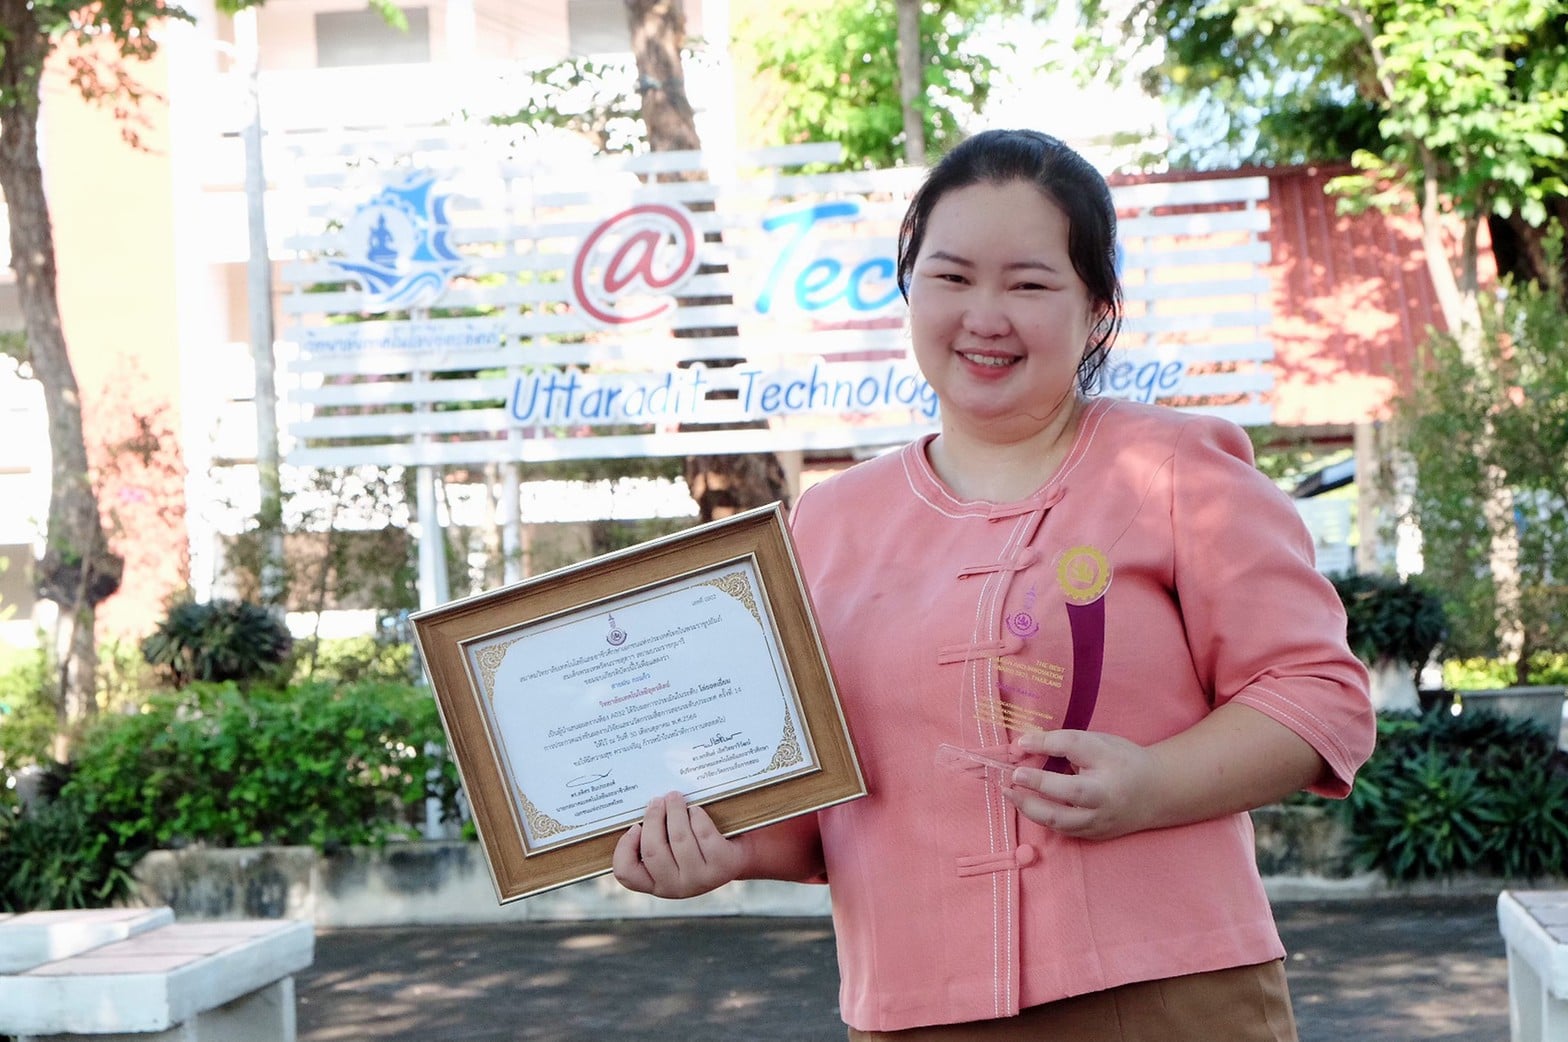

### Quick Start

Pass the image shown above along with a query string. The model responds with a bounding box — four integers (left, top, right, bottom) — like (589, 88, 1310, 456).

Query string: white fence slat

(1120, 241, 1272, 269)
(1113, 340, 1276, 365)
(1134, 276, 1273, 302)
(279, 269, 736, 314)
(1121, 309, 1272, 335)
(284, 421, 941, 467)
(1118, 208, 1271, 239)
(1113, 177, 1270, 208)
(285, 327, 909, 375)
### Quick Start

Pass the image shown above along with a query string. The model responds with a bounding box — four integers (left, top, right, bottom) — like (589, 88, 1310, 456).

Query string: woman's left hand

(1002, 704, 1329, 841)
(1002, 729, 1163, 841)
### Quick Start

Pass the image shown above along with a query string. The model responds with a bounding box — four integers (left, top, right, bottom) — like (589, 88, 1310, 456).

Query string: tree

(1, 0, 412, 742)
(625, 0, 790, 521)
(1395, 257, 1568, 682)
(734, 0, 1006, 170)
(1078, 0, 1568, 296)
(0, 0, 170, 738)
(896, 0, 926, 164)
(1074, 0, 1568, 662)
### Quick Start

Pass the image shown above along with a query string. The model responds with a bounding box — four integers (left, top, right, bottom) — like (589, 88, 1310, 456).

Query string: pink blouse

(785, 398, 1375, 1032)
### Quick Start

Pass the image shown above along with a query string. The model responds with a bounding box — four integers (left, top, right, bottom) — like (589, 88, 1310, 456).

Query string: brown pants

(847, 960, 1298, 1042)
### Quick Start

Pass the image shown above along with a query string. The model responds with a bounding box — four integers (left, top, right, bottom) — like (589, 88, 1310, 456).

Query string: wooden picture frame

(411, 502, 865, 902)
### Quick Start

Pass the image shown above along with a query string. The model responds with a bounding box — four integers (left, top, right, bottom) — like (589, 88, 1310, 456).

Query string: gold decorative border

(474, 637, 524, 706)
(517, 790, 570, 840)
(702, 569, 762, 626)
(764, 710, 803, 773)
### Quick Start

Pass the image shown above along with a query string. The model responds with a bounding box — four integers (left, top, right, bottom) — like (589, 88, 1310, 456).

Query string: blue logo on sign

(332, 171, 465, 312)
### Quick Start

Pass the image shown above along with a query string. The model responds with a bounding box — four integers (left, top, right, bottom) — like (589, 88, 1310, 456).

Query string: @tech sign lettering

(571, 204, 700, 325)
(570, 200, 906, 325)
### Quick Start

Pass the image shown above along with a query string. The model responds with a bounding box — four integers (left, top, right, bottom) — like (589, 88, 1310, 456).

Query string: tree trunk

(896, 0, 926, 165)
(624, 0, 790, 522)
(0, 5, 123, 736)
(237, 8, 286, 610)
(626, 0, 701, 152)
(1416, 157, 1481, 340)
(1415, 158, 1525, 667)
(1489, 200, 1568, 292)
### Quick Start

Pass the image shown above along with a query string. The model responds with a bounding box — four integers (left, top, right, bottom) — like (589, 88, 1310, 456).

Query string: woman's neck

(927, 398, 1088, 503)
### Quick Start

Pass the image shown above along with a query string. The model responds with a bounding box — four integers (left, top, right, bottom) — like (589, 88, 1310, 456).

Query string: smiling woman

(905, 179, 1101, 500)
(615, 130, 1375, 1042)
(894, 134, 1122, 503)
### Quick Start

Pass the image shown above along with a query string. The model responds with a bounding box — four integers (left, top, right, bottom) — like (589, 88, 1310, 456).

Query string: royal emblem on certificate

(412, 504, 865, 902)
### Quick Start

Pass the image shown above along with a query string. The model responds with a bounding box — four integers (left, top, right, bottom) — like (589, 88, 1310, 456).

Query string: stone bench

(1499, 890, 1568, 1042)
(0, 907, 313, 1041)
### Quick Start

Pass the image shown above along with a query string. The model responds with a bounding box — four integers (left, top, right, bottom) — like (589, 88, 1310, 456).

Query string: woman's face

(907, 178, 1097, 441)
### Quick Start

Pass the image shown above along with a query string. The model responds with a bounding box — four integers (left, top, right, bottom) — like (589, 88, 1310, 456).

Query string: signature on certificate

(696, 731, 743, 749)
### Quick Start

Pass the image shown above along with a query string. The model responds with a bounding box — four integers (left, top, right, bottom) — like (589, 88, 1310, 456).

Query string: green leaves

(64, 679, 459, 854)
(1324, 1, 1568, 224)
(0, 791, 142, 912)
(1330, 573, 1449, 667)
(1, 674, 459, 910)
(1329, 708, 1568, 882)
(1397, 248, 1568, 663)
(1345, 745, 1494, 880)
(735, 0, 1004, 170)
(140, 600, 293, 690)
(0, 645, 56, 772)
(1489, 766, 1568, 878)
(1085, 0, 1568, 233)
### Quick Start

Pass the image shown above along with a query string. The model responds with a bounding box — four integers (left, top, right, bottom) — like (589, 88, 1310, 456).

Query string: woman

(614, 129, 1375, 1041)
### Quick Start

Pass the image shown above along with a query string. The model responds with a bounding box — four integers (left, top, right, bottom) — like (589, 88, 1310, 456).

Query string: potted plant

(1330, 572, 1449, 713)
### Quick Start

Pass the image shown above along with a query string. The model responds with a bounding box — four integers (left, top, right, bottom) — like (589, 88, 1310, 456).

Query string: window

(567, 0, 631, 55)
(0, 543, 34, 622)
(315, 7, 431, 67)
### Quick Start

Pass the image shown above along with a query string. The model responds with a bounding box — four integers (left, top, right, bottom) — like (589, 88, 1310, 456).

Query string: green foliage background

(65, 679, 456, 852)
(735, 0, 1008, 169)
(1330, 572, 1448, 667)
(0, 637, 458, 911)
(140, 599, 294, 690)
(1396, 266, 1568, 666)
(1313, 709, 1568, 881)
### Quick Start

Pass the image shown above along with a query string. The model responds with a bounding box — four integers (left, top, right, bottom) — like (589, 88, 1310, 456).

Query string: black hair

(896, 129, 1123, 392)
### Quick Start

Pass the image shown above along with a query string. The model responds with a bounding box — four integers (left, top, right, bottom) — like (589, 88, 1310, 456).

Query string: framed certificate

(411, 502, 865, 902)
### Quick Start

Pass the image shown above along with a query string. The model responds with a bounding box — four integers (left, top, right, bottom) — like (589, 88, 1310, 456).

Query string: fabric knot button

(1015, 844, 1039, 867)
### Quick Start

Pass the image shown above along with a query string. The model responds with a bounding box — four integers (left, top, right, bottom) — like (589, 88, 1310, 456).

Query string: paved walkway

(295, 894, 1508, 1041)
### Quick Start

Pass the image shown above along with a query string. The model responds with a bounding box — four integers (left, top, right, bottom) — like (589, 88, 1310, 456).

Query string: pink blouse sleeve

(1170, 416, 1376, 798)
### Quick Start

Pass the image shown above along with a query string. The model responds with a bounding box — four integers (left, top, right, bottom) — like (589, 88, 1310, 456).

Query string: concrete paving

(295, 893, 1509, 1041)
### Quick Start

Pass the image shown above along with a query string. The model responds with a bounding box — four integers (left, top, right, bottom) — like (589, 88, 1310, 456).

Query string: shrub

(289, 634, 416, 686)
(0, 784, 142, 912)
(0, 646, 56, 773)
(1533, 653, 1568, 685)
(1445, 653, 1568, 689)
(1444, 656, 1521, 690)
(140, 600, 293, 689)
(1397, 263, 1568, 676)
(1329, 572, 1448, 667)
(1325, 709, 1568, 881)
(95, 638, 162, 715)
(65, 680, 460, 851)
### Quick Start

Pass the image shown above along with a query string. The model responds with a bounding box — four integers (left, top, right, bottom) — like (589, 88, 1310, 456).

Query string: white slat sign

(276, 131, 1275, 467)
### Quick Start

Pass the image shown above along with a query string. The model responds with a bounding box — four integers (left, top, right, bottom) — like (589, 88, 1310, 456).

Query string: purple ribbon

(1044, 596, 1105, 774)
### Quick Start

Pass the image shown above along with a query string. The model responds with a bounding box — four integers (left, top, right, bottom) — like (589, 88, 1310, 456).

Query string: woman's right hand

(612, 791, 748, 899)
